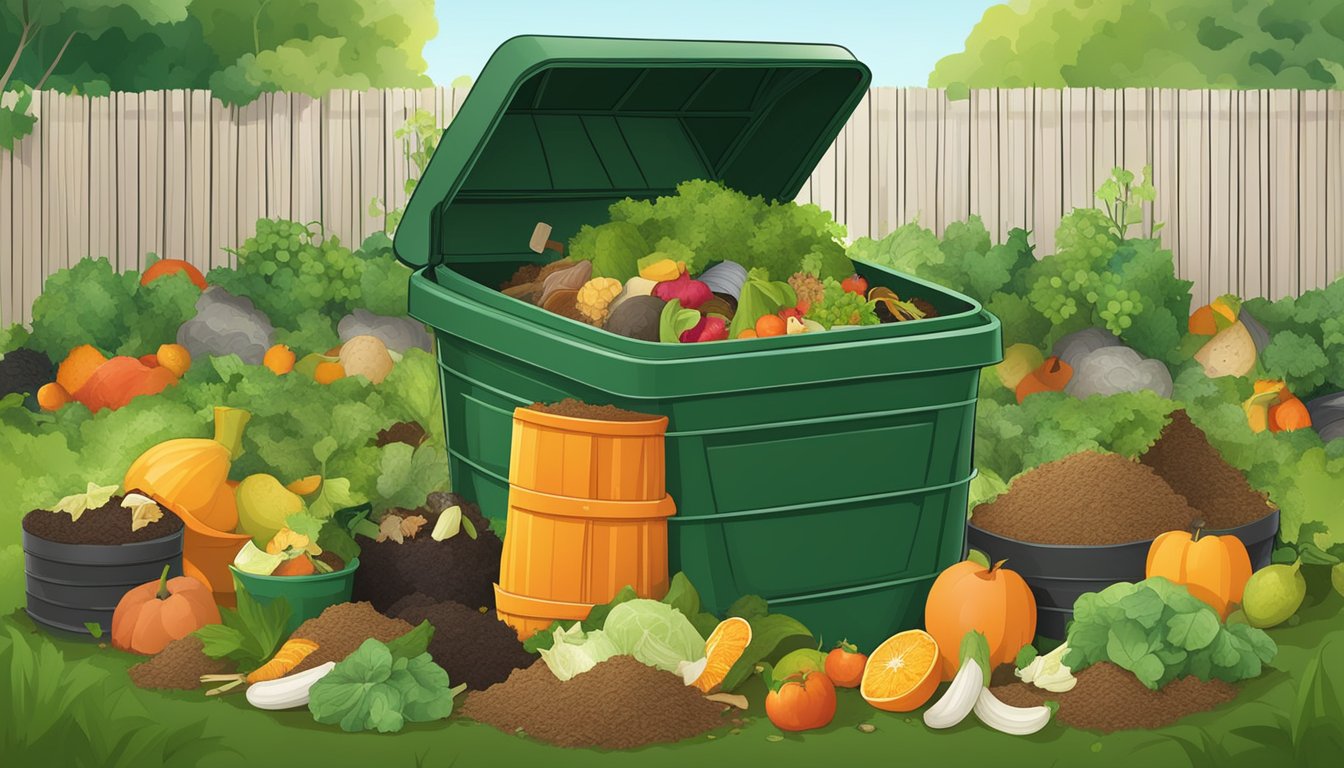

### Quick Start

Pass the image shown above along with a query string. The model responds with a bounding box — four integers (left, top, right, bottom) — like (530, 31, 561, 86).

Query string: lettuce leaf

(602, 599, 706, 673)
(308, 638, 461, 733)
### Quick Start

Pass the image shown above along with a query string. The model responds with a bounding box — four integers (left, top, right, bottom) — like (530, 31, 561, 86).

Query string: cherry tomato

(765, 670, 837, 732)
(825, 641, 867, 688)
(840, 274, 869, 295)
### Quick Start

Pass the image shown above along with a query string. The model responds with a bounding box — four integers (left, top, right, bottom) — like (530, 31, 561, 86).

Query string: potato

(339, 334, 393, 384)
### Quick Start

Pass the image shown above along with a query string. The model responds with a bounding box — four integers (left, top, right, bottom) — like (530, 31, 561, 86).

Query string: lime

(773, 648, 827, 681)
(1242, 561, 1306, 629)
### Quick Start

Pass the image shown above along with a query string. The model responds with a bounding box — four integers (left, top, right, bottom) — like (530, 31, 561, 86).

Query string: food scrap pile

(389, 594, 535, 690)
(22, 489, 180, 546)
(497, 181, 936, 344)
(1139, 410, 1275, 528)
(129, 636, 232, 690)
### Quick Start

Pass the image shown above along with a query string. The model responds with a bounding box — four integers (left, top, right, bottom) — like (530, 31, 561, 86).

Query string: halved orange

(689, 617, 752, 692)
(860, 629, 940, 712)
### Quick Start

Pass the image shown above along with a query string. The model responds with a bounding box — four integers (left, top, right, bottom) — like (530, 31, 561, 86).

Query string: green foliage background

(931, 0, 1344, 90)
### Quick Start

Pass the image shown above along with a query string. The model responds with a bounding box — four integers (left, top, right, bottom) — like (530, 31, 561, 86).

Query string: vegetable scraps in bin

(22, 488, 181, 545)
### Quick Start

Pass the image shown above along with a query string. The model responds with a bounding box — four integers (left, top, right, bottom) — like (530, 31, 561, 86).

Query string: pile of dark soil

(22, 492, 182, 545)
(373, 420, 428, 448)
(389, 593, 535, 690)
(1140, 410, 1275, 529)
(289, 601, 414, 674)
(350, 492, 501, 612)
(128, 635, 232, 690)
(990, 661, 1238, 733)
(972, 452, 1201, 545)
(461, 656, 730, 749)
(528, 398, 656, 422)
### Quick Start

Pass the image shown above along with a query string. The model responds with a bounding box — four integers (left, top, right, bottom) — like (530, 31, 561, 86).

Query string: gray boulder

(338, 309, 432, 353)
(1066, 345, 1174, 399)
(1053, 327, 1123, 369)
(176, 287, 274, 365)
(1306, 392, 1344, 443)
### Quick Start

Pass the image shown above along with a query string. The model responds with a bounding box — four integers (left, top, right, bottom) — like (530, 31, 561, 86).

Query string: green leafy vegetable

(960, 630, 992, 686)
(1064, 577, 1277, 690)
(728, 275, 796, 339)
(658, 299, 702, 343)
(374, 442, 446, 510)
(193, 586, 292, 670)
(307, 639, 462, 733)
(523, 585, 639, 654)
(385, 620, 434, 660)
(804, 277, 879, 329)
(601, 599, 706, 673)
(661, 571, 722, 639)
(538, 624, 621, 682)
(83, 622, 104, 639)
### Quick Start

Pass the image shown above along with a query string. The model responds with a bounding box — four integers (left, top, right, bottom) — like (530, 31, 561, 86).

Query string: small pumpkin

(124, 407, 251, 531)
(72, 356, 177, 412)
(1146, 523, 1252, 618)
(924, 555, 1037, 680)
(1015, 356, 1073, 403)
(111, 564, 221, 655)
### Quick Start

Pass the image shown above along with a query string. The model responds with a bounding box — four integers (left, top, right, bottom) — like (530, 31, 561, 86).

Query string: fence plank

(1329, 90, 1343, 285)
(1268, 90, 1299, 300)
(0, 93, 11, 326)
(1300, 91, 1327, 294)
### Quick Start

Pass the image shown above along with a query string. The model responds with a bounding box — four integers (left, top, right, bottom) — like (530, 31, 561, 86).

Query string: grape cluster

(223, 219, 366, 329)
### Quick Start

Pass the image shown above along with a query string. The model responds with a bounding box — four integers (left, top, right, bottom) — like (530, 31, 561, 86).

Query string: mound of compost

(990, 661, 1238, 733)
(461, 656, 730, 749)
(350, 492, 501, 612)
(971, 452, 1200, 545)
(389, 594, 535, 690)
(527, 398, 655, 422)
(129, 635, 232, 690)
(1140, 410, 1275, 529)
(22, 492, 182, 545)
(289, 601, 415, 674)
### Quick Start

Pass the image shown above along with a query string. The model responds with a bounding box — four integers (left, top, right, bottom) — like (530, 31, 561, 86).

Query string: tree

(930, 0, 1344, 90)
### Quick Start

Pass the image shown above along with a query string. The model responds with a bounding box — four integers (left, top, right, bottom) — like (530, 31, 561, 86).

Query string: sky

(424, 0, 996, 87)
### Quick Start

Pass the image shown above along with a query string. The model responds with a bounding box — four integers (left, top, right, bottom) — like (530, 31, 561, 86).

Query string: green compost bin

(395, 35, 1002, 650)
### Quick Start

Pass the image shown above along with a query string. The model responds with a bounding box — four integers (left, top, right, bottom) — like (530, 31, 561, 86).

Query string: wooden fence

(2, 86, 1342, 326)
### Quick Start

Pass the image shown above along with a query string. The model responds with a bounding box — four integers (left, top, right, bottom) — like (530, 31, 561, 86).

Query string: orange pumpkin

(1015, 356, 1073, 404)
(924, 557, 1037, 680)
(124, 407, 251, 531)
(1146, 525, 1251, 618)
(111, 564, 221, 655)
(72, 356, 177, 412)
(140, 258, 207, 290)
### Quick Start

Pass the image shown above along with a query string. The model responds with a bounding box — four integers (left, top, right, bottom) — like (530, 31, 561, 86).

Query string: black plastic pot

(23, 528, 183, 637)
(965, 510, 1280, 639)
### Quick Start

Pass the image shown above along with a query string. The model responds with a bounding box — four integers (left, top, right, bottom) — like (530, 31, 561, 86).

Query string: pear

(995, 344, 1044, 390)
(236, 473, 304, 544)
(1242, 560, 1307, 629)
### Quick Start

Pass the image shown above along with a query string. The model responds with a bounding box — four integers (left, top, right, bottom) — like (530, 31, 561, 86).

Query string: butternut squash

(124, 407, 251, 531)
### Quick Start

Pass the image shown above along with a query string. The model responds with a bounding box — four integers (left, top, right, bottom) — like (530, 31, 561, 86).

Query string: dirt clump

(527, 398, 657, 422)
(990, 661, 1238, 733)
(373, 420, 428, 449)
(970, 452, 1200, 545)
(388, 594, 535, 690)
(350, 492, 501, 613)
(461, 656, 730, 749)
(128, 635, 232, 691)
(22, 492, 182, 545)
(1140, 410, 1275, 529)
(289, 601, 414, 674)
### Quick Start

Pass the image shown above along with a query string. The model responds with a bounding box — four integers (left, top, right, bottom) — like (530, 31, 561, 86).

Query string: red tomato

(778, 306, 804, 321)
(840, 274, 869, 295)
(825, 641, 867, 688)
(765, 671, 837, 732)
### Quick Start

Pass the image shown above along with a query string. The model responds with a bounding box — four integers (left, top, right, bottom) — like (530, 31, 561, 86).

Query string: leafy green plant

(805, 277, 879, 329)
(194, 586, 292, 670)
(0, 85, 36, 151)
(369, 109, 443, 233)
(308, 638, 463, 733)
(1095, 165, 1162, 243)
(1064, 577, 1277, 690)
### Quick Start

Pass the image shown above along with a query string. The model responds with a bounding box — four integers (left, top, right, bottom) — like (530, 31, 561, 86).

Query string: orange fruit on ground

(313, 361, 345, 385)
(860, 629, 940, 712)
(690, 617, 752, 693)
(37, 382, 70, 411)
(140, 258, 206, 290)
(56, 344, 107, 394)
(286, 475, 322, 496)
(156, 343, 192, 377)
(263, 344, 296, 375)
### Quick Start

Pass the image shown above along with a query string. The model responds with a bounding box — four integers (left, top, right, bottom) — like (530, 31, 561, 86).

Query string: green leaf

(658, 299, 702, 343)
(1166, 611, 1220, 651)
(960, 631, 992, 686)
(966, 549, 991, 569)
(662, 572, 702, 617)
(581, 586, 639, 633)
(1106, 623, 1164, 688)
(308, 639, 459, 733)
(83, 622, 104, 639)
(1015, 644, 1039, 669)
(385, 620, 434, 660)
(726, 594, 769, 622)
(313, 436, 339, 465)
(195, 585, 291, 669)
(721, 613, 812, 693)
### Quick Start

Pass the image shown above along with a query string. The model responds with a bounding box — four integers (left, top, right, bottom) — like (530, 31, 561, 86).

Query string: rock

(176, 287, 275, 365)
(337, 309, 432, 353)
(1239, 310, 1271, 353)
(605, 295, 664, 342)
(1306, 392, 1344, 443)
(1066, 345, 1174, 399)
(1052, 328, 1123, 369)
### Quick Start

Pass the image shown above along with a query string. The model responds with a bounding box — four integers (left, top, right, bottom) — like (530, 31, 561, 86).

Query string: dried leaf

(53, 482, 119, 523)
(121, 492, 163, 532)
(400, 515, 428, 540)
(376, 515, 405, 544)
(704, 693, 750, 710)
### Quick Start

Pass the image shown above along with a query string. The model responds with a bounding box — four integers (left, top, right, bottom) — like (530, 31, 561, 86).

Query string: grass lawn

(5, 579, 1341, 768)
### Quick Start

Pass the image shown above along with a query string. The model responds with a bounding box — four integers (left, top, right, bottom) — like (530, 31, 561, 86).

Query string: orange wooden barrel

(508, 406, 669, 501)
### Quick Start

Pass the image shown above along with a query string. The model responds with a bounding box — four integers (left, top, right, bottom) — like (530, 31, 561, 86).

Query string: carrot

(201, 638, 320, 694)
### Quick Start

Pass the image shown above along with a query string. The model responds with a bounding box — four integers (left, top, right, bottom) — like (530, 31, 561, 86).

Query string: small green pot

(230, 558, 360, 634)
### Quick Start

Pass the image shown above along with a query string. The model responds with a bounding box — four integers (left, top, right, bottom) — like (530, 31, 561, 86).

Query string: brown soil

(461, 656, 730, 749)
(21, 492, 183, 545)
(388, 594, 535, 690)
(501, 263, 542, 291)
(527, 398, 656, 422)
(350, 492, 502, 613)
(315, 550, 345, 571)
(1140, 410, 1275, 530)
(912, 297, 939, 318)
(128, 635, 232, 691)
(373, 420, 428, 449)
(970, 452, 1201, 545)
(990, 661, 1238, 733)
(289, 601, 414, 674)
(501, 260, 580, 300)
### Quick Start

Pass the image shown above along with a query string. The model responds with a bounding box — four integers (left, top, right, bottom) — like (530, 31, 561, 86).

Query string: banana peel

(1243, 386, 1279, 433)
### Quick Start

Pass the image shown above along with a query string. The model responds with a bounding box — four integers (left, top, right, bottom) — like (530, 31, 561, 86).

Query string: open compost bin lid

(394, 35, 871, 269)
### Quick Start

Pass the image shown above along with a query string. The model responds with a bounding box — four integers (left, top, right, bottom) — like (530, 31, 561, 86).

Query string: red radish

(680, 315, 727, 343)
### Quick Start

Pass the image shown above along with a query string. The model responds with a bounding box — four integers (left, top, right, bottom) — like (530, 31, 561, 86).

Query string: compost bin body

(396, 36, 1003, 649)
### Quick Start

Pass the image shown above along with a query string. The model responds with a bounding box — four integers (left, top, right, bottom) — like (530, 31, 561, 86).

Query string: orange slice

(286, 475, 322, 496)
(690, 617, 752, 693)
(860, 629, 940, 712)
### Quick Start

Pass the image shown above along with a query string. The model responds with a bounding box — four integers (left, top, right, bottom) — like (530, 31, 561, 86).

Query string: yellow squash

(123, 407, 251, 531)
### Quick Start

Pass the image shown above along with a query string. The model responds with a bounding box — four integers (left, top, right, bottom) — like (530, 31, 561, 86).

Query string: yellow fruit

(37, 382, 70, 411)
(263, 344, 296, 375)
(690, 617, 752, 693)
(156, 343, 192, 377)
(860, 629, 940, 712)
(235, 474, 305, 543)
(995, 344, 1044, 389)
(57, 344, 107, 394)
(313, 361, 345, 385)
